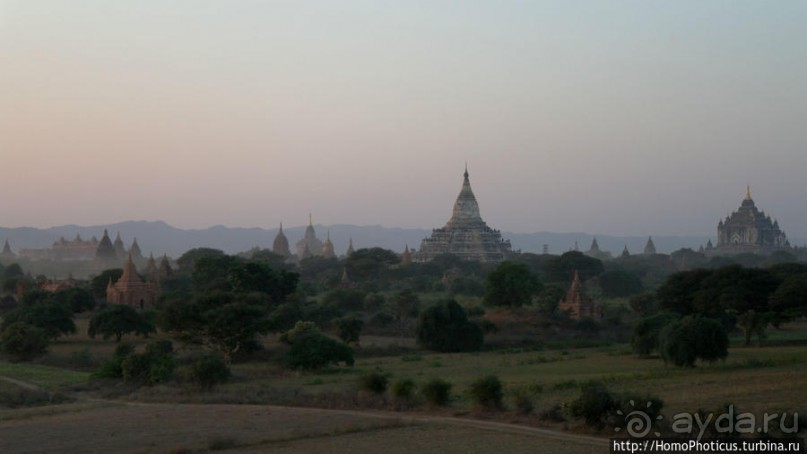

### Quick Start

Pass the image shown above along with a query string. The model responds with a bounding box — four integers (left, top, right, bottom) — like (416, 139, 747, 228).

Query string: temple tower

(272, 223, 291, 258)
(415, 167, 512, 263)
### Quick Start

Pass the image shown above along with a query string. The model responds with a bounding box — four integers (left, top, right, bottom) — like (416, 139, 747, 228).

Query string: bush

(390, 378, 416, 401)
(421, 378, 452, 407)
(1, 322, 48, 362)
(510, 388, 534, 415)
(659, 316, 729, 367)
(187, 353, 231, 391)
(358, 369, 389, 394)
(284, 328, 355, 371)
(120, 340, 176, 385)
(468, 375, 504, 410)
(568, 381, 616, 429)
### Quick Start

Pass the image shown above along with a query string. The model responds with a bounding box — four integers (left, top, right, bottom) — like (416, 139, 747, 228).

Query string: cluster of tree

(630, 263, 807, 366)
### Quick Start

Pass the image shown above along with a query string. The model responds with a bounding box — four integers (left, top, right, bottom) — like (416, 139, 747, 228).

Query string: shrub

(468, 375, 504, 410)
(659, 316, 729, 367)
(1, 322, 48, 362)
(284, 328, 355, 371)
(358, 369, 389, 394)
(187, 353, 231, 391)
(390, 378, 415, 401)
(421, 378, 452, 407)
(510, 388, 534, 415)
(568, 381, 616, 429)
(113, 340, 176, 385)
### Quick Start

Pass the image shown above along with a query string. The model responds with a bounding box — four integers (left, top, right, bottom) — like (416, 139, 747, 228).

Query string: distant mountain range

(0, 221, 736, 259)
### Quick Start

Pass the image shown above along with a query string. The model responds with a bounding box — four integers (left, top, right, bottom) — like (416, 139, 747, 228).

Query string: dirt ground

(0, 401, 608, 454)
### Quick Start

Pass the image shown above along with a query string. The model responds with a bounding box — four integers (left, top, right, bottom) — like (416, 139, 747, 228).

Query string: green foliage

(88, 304, 155, 342)
(598, 270, 644, 298)
(568, 381, 616, 428)
(283, 322, 354, 370)
(90, 269, 123, 299)
(2, 263, 24, 279)
(358, 369, 389, 394)
(54, 287, 96, 313)
(335, 317, 363, 344)
(322, 289, 367, 313)
(543, 251, 604, 284)
(159, 292, 270, 363)
(628, 293, 658, 317)
(533, 284, 565, 315)
(416, 299, 483, 352)
(659, 316, 729, 367)
(468, 374, 504, 410)
(769, 274, 807, 320)
(91, 342, 134, 379)
(344, 247, 401, 281)
(390, 378, 416, 400)
(656, 269, 713, 315)
(1, 322, 48, 362)
(186, 353, 231, 391)
(176, 247, 225, 272)
(420, 378, 452, 406)
(631, 312, 680, 356)
(484, 261, 541, 307)
(120, 340, 175, 385)
(1, 299, 76, 339)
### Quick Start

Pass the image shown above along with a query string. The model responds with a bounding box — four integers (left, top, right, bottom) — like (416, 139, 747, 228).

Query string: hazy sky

(1, 1, 805, 238)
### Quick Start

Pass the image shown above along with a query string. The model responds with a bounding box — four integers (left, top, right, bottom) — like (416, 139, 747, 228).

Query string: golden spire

(744, 185, 751, 201)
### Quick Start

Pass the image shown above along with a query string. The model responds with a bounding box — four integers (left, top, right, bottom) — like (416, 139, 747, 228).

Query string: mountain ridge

(0, 221, 731, 258)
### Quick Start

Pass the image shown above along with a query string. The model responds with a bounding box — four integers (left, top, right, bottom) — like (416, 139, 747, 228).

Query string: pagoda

(712, 186, 789, 256)
(415, 167, 512, 263)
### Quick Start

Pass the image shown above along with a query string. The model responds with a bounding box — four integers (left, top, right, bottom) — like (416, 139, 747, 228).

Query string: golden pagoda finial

(745, 185, 751, 201)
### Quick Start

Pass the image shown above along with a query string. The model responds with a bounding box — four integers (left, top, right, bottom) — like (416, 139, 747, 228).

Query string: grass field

(1, 315, 804, 453)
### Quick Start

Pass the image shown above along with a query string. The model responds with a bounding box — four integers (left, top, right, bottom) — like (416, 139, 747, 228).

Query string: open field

(1, 318, 805, 452)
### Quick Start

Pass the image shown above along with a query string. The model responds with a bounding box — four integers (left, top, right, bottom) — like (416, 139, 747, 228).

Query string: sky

(1, 1, 805, 238)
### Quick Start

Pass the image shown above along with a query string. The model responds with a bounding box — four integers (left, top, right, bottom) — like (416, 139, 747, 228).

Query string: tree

(55, 287, 96, 313)
(186, 353, 231, 391)
(568, 381, 616, 428)
(483, 261, 541, 307)
(769, 274, 807, 320)
(2, 263, 24, 279)
(159, 293, 270, 364)
(90, 269, 123, 299)
(533, 285, 565, 315)
(656, 269, 713, 315)
(416, 299, 483, 352)
(1, 322, 48, 362)
(598, 270, 644, 298)
(659, 316, 729, 367)
(542, 251, 604, 284)
(88, 304, 155, 342)
(694, 265, 780, 345)
(1, 299, 75, 339)
(336, 317, 363, 345)
(176, 247, 226, 272)
(628, 293, 658, 317)
(390, 289, 420, 338)
(283, 321, 354, 370)
(631, 312, 679, 357)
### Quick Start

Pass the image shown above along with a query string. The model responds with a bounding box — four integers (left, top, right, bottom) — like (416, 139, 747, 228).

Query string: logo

(615, 400, 663, 438)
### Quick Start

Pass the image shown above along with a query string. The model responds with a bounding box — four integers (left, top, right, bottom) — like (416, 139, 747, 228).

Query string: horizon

(1, 2, 805, 237)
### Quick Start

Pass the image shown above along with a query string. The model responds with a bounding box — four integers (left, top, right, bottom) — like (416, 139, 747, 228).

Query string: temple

(106, 254, 159, 309)
(295, 215, 323, 260)
(643, 236, 657, 255)
(558, 271, 599, 319)
(711, 186, 790, 256)
(272, 223, 291, 258)
(415, 167, 512, 263)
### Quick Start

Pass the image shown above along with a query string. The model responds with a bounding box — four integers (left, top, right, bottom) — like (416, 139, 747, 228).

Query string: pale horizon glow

(1, 1, 805, 238)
